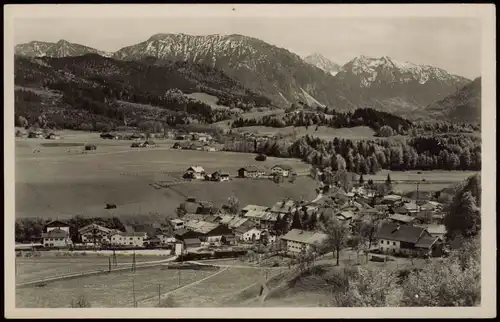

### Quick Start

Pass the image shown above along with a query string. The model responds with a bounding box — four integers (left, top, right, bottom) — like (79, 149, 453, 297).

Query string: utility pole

(109, 257, 111, 273)
(158, 284, 161, 306)
(132, 276, 136, 308)
(113, 249, 117, 267)
(132, 249, 136, 272)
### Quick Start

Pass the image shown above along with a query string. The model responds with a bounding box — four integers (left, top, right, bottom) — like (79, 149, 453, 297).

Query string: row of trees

(223, 134, 481, 174)
(231, 107, 413, 135)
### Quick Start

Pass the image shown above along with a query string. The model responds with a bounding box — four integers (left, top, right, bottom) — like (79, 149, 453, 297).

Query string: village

(17, 167, 448, 264)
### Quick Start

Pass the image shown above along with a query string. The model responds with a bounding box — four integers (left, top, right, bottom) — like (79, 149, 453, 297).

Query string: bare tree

(318, 217, 349, 266)
(227, 196, 240, 214)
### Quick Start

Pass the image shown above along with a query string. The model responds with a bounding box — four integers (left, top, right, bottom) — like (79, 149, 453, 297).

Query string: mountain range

(14, 54, 271, 130)
(15, 34, 479, 121)
(15, 39, 113, 58)
(303, 53, 341, 76)
(424, 77, 481, 124)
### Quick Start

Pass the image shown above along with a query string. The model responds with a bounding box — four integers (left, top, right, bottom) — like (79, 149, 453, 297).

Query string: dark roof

(414, 235, 439, 249)
(45, 220, 69, 227)
(239, 166, 264, 172)
(184, 238, 201, 246)
(388, 214, 416, 223)
(374, 223, 428, 244)
(272, 164, 293, 171)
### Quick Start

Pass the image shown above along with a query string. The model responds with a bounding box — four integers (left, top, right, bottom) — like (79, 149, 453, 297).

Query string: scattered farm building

(271, 165, 294, 177)
(211, 171, 230, 182)
(237, 166, 266, 178)
(184, 166, 206, 180)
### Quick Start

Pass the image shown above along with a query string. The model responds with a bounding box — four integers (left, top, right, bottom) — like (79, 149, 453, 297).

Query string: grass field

(234, 125, 377, 140)
(15, 131, 314, 219)
(166, 267, 269, 307)
(15, 255, 169, 284)
(16, 266, 218, 308)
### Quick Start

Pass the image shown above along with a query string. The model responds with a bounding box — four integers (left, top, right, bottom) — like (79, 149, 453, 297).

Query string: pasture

(16, 266, 219, 308)
(15, 255, 168, 284)
(15, 131, 314, 219)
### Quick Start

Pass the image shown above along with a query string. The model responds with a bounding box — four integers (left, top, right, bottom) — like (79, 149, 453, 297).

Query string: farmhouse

(203, 144, 217, 152)
(244, 210, 278, 229)
(233, 221, 258, 241)
(183, 238, 202, 250)
(184, 220, 233, 243)
(46, 133, 60, 140)
(185, 166, 205, 180)
(271, 165, 294, 177)
(45, 220, 71, 234)
(42, 228, 73, 248)
(78, 223, 113, 244)
(211, 171, 230, 182)
(237, 166, 266, 178)
(388, 213, 416, 225)
(373, 223, 440, 257)
(280, 229, 328, 257)
(398, 202, 420, 214)
(110, 232, 148, 247)
(240, 227, 263, 242)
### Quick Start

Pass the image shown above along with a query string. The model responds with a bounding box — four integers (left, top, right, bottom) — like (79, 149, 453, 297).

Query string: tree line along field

(15, 131, 313, 220)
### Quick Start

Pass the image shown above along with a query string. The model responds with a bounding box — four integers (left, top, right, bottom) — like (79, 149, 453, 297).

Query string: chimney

(396, 224, 400, 231)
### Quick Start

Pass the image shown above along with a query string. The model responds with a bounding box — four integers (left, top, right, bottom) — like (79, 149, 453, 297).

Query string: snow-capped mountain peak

(15, 40, 112, 58)
(303, 53, 340, 76)
(339, 55, 468, 87)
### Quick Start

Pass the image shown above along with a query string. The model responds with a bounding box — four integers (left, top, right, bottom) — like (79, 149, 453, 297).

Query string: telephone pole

(113, 249, 117, 267)
(158, 284, 161, 306)
(132, 276, 137, 308)
(109, 257, 111, 273)
(132, 249, 136, 272)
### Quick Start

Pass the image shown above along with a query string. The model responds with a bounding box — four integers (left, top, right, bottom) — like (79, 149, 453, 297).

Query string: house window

(380, 240, 383, 244)
(393, 242, 396, 246)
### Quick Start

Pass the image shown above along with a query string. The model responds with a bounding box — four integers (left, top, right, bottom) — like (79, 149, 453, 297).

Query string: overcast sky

(14, 17, 481, 79)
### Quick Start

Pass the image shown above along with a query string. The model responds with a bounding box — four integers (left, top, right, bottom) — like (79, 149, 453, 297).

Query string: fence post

(158, 284, 161, 306)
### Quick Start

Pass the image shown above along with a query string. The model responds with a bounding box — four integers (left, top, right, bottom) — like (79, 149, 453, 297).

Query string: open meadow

(16, 265, 219, 308)
(15, 254, 170, 284)
(15, 131, 314, 220)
